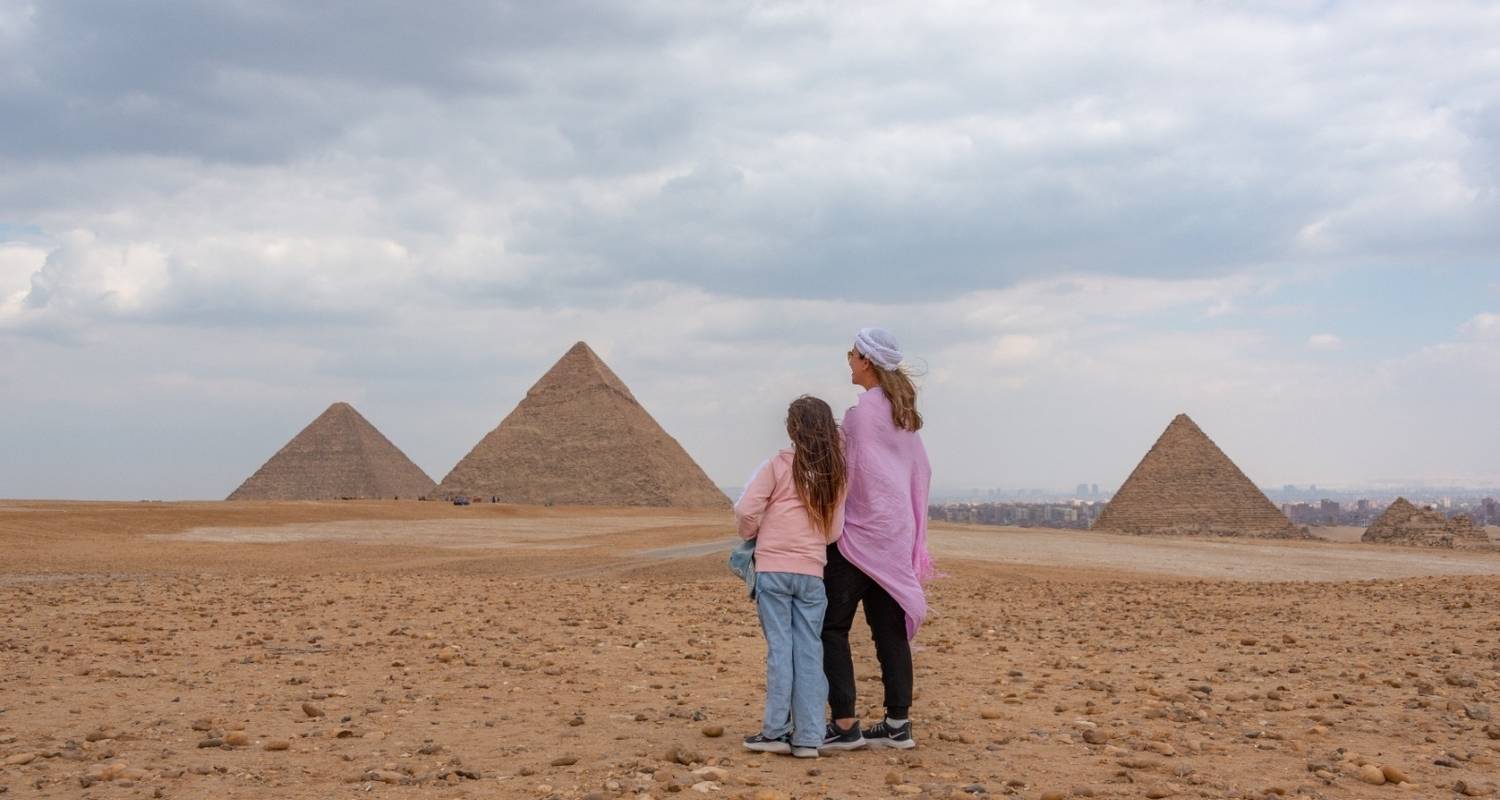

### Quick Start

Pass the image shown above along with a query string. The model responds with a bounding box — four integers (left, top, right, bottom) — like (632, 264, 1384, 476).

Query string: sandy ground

(2, 501, 1499, 800)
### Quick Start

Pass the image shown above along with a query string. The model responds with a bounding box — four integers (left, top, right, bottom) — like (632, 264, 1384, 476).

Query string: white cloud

(1461, 312, 1500, 340)
(1307, 333, 1342, 350)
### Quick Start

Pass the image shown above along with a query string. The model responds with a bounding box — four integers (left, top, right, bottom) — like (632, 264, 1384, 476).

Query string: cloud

(1307, 333, 1342, 350)
(1461, 312, 1500, 340)
(2, 2, 1499, 497)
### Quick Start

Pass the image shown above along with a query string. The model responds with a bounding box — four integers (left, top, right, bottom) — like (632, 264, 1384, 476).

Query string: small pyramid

(1361, 498, 1491, 548)
(227, 402, 436, 500)
(431, 342, 729, 507)
(1093, 414, 1308, 539)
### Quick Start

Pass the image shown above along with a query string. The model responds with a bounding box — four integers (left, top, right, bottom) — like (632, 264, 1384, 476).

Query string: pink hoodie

(735, 448, 845, 577)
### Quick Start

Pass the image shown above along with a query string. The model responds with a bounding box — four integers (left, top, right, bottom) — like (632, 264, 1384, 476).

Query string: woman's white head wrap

(853, 327, 903, 370)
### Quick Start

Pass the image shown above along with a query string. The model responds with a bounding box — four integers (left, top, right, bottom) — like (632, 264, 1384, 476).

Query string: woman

(821, 327, 934, 751)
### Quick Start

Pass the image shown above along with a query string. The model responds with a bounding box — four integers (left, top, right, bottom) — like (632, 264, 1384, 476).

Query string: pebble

(1144, 786, 1175, 799)
(549, 755, 578, 767)
(302, 702, 325, 718)
(1040, 792, 1066, 800)
(1082, 729, 1109, 744)
(2, 754, 36, 767)
(1380, 766, 1408, 784)
(752, 790, 790, 800)
(196, 738, 223, 748)
(979, 707, 1004, 720)
(224, 731, 249, 747)
(1357, 764, 1386, 785)
(701, 725, 724, 738)
(264, 740, 290, 751)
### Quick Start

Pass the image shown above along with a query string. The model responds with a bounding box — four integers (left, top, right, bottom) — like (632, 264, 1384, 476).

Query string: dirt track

(2, 501, 1498, 799)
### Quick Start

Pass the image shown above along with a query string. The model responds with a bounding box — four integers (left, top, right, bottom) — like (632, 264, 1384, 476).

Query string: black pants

(822, 542, 913, 720)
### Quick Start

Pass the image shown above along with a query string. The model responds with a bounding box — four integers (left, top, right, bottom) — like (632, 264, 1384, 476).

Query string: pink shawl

(837, 386, 935, 640)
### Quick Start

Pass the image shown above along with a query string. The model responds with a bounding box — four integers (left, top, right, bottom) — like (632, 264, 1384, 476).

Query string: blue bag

(728, 538, 756, 599)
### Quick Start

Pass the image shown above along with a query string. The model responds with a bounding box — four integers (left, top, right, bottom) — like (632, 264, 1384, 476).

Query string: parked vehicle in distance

(452, 496, 471, 506)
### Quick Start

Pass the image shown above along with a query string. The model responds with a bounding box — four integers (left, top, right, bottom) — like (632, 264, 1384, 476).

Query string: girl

(735, 396, 848, 758)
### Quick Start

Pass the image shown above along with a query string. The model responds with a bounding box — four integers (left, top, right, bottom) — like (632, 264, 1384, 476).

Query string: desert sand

(2, 501, 1499, 799)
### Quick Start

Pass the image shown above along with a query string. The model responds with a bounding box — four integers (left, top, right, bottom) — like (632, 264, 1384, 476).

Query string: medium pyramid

(432, 342, 729, 508)
(1093, 414, 1308, 539)
(227, 402, 436, 501)
(1361, 497, 1490, 548)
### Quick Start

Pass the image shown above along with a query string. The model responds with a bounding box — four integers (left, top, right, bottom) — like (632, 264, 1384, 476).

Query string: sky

(2, 1, 1498, 500)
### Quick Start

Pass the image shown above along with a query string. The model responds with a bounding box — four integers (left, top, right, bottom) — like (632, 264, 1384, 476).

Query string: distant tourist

(822, 327, 934, 751)
(735, 396, 849, 758)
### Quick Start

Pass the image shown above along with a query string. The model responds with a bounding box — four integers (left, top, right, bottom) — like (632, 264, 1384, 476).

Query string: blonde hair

(872, 363, 922, 432)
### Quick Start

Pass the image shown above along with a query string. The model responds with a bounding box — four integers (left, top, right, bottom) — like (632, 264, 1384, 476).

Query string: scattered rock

(301, 702, 325, 718)
(224, 731, 249, 747)
(1380, 766, 1409, 784)
(1357, 764, 1386, 785)
(264, 740, 291, 751)
(2, 754, 36, 767)
(979, 707, 1004, 720)
(549, 755, 578, 767)
(701, 725, 724, 738)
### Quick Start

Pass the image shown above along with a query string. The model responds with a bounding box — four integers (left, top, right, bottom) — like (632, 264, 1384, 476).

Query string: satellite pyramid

(1361, 498, 1491, 548)
(1093, 414, 1308, 539)
(431, 342, 729, 507)
(227, 402, 436, 501)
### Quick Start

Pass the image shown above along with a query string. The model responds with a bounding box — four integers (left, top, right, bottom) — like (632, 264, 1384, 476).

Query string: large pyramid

(1361, 498, 1491, 549)
(1093, 414, 1308, 539)
(431, 342, 729, 508)
(227, 402, 436, 501)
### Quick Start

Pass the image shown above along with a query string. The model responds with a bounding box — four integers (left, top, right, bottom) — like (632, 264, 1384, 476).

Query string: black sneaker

(821, 720, 866, 751)
(863, 719, 915, 749)
(743, 733, 792, 754)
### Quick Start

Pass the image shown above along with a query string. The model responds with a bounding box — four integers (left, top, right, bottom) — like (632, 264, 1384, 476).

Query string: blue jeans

(755, 571, 828, 748)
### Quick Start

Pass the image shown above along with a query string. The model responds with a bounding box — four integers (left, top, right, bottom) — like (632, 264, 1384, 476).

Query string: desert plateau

(1, 501, 1498, 800)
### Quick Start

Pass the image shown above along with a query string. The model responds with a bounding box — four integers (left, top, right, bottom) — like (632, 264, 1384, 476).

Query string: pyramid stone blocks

(431, 342, 728, 508)
(1093, 414, 1308, 539)
(1361, 498, 1491, 548)
(228, 403, 435, 501)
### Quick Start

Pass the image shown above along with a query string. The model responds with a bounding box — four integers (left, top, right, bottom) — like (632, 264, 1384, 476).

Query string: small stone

(264, 740, 290, 751)
(549, 755, 578, 767)
(979, 707, 1004, 720)
(692, 767, 729, 782)
(701, 725, 724, 738)
(1380, 766, 1408, 784)
(1082, 729, 1108, 745)
(190, 718, 213, 731)
(1040, 792, 1066, 800)
(224, 731, 249, 747)
(366, 769, 409, 785)
(196, 738, 223, 748)
(1357, 764, 1386, 785)
(1144, 787, 1176, 799)
(302, 702, 325, 718)
(752, 790, 790, 800)
(3, 753, 36, 766)
(886, 771, 904, 785)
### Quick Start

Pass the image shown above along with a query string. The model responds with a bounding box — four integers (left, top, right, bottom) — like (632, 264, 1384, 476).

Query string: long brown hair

(872, 364, 923, 432)
(786, 395, 847, 537)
